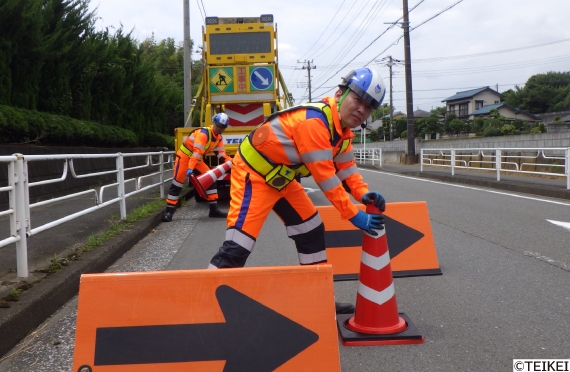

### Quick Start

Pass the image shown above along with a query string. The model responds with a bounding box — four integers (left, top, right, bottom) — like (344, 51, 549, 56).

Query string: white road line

(359, 168, 570, 207)
(547, 219, 570, 231)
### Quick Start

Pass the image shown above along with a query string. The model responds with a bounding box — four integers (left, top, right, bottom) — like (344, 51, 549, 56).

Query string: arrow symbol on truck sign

(93, 285, 319, 371)
(254, 70, 269, 85)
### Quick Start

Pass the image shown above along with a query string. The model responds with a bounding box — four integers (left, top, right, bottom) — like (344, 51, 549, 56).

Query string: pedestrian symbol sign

(249, 66, 274, 91)
(209, 67, 234, 93)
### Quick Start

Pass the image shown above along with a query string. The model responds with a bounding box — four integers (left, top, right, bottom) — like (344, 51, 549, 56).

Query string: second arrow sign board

(73, 265, 340, 372)
(319, 201, 442, 281)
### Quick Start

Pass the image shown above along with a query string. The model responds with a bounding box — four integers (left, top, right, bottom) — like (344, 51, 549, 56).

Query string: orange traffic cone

(337, 204, 424, 346)
(189, 160, 232, 200)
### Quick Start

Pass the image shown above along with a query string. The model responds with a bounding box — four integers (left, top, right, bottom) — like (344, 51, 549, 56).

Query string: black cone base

(337, 312, 424, 346)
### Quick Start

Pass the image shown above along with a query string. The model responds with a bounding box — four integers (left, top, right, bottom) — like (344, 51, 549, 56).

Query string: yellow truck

(175, 14, 294, 166)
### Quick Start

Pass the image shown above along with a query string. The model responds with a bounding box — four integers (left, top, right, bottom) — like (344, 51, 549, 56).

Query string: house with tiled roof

(412, 108, 432, 118)
(469, 103, 540, 122)
(442, 87, 504, 119)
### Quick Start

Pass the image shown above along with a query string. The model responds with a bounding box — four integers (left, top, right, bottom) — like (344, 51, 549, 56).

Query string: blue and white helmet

(212, 112, 229, 127)
(340, 68, 386, 109)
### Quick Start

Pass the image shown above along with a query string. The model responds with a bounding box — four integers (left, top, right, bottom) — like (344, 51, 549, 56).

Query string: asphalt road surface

(1, 168, 569, 371)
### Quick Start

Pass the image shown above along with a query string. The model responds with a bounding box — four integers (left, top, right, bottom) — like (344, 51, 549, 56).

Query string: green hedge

(143, 132, 176, 149)
(0, 105, 174, 149)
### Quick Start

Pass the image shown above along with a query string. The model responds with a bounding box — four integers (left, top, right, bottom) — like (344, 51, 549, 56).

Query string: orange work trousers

(209, 152, 326, 268)
(165, 152, 218, 208)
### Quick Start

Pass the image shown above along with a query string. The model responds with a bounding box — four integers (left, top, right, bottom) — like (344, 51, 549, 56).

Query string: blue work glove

(186, 169, 193, 178)
(349, 210, 385, 236)
(362, 191, 386, 212)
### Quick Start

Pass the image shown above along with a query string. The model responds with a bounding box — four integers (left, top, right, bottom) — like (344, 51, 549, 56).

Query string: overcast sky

(88, 0, 570, 114)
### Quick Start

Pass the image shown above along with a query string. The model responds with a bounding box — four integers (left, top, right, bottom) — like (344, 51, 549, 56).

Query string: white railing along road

(0, 151, 174, 278)
(421, 147, 570, 189)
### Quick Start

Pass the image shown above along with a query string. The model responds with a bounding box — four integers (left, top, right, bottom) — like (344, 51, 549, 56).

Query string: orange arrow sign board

(73, 265, 340, 372)
(319, 201, 441, 281)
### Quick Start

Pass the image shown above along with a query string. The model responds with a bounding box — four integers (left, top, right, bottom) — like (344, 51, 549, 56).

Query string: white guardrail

(420, 147, 570, 189)
(354, 148, 382, 166)
(0, 151, 175, 278)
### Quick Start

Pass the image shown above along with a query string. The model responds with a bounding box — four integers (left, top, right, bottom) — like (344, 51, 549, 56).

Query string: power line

(297, 0, 347, 61)
(198, 0, 207, 17)
(363, 0, 464, 67)
(412, 38, 570, 63)
(311, 0, 426, 93)
(195, 0, 205, 21)
(312, 0, 391, 86)
(286, 0, 348, 91)
(410, 0, 464, 31)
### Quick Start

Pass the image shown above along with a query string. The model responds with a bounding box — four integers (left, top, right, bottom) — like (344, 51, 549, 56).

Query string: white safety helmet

(212, 112, 229, 127)
(339, 67, 386, 109)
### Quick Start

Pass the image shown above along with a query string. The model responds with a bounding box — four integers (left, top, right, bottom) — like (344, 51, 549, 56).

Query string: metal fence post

(451, 149, 455, 176)
(14, 154, 29, 278)
(159, 152, 165, 199)
(23, 160, 31, 236)
(420, 149, 424, 172)
(566, 147, 570, 190)
(116, 153, 126, 220)
(496, 148, 501, 181)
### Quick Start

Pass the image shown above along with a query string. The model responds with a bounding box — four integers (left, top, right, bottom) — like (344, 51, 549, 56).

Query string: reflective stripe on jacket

(179, 126, 231, 170)
(239, 96, 368, 220)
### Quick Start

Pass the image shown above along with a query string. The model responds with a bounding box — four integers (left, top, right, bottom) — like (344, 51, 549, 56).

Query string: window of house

(449, 104, 456, 114)
(475, 100, 484, 110)
(459, 103, 469, 116)
(494, 100, 499, 104)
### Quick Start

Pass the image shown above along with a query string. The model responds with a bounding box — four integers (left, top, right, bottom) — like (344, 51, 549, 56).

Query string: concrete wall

(547, 124, 570, 133)
(536, 111, 570, 124)
(354, 132, 570, 163)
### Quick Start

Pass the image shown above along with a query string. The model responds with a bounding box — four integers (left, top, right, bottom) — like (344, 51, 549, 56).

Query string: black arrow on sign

(324, 215, 425, 258)
(94, 285, 319, 371)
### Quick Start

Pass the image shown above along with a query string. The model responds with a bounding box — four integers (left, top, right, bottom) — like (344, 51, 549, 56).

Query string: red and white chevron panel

(225, 104, 265, 126)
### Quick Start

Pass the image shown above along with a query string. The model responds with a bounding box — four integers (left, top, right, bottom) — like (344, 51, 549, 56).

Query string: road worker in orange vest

(162, 113, 232, 222)
(207, 67, 387, 314)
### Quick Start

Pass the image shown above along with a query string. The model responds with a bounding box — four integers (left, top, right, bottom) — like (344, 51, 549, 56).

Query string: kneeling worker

(207, 67, 387, 314)
(162, 113, 232, 222)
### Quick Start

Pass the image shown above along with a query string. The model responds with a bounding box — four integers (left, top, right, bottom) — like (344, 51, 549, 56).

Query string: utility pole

(183, 0, 192, 127)
(402, 0, 416, 164)
(387, 56, 395, 141)
(300, 60, 316, 102)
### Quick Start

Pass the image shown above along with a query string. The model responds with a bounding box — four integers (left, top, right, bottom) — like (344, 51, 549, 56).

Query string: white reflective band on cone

(357, 281, 395, 306)
(361, 250, 390, 271)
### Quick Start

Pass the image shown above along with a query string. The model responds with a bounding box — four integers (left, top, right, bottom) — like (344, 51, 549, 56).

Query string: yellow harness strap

(239, 137, 310, 190)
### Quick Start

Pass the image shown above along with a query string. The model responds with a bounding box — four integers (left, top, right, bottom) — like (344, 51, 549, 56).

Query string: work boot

(209, 204, 228, 218)
(335, 302, 355, 314)
(162, 206, 175, 222)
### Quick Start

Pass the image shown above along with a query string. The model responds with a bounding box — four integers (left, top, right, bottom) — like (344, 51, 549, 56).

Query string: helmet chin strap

(338, 89, 351, 128)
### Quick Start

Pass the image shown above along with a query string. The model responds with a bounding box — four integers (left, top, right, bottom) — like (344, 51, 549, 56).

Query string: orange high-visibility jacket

(242, 96, 368, 220)
(180, 126, 231, 170)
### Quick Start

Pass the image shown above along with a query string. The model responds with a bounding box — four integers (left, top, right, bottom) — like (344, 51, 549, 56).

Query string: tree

(473, 117, 485, 134)
(424, 114, 442, 136)
(393, 117, 407, 138)
(370, 103, 391, 122)
(449, 118, 463, 135)
(430, 106, 446, 116)
(443, 112, 457, 134)
(369, 129, 382, 142)
(503, 71, 570, 113)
